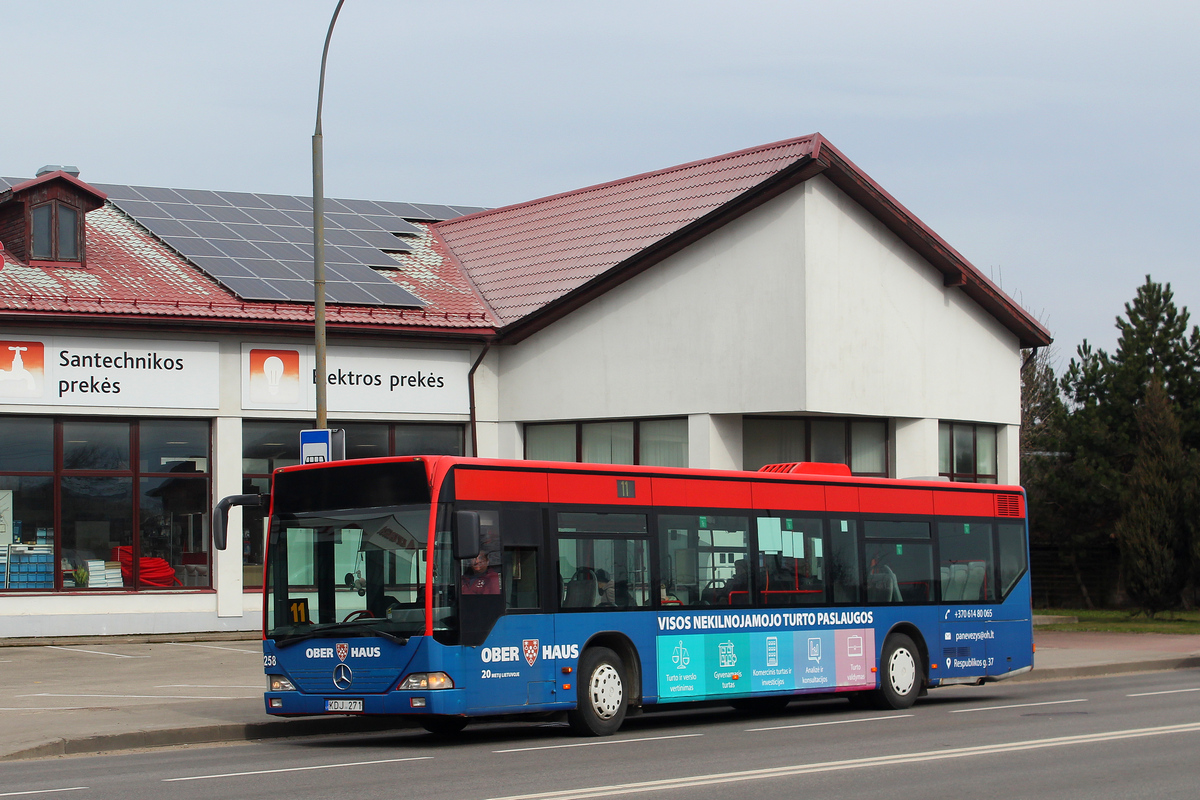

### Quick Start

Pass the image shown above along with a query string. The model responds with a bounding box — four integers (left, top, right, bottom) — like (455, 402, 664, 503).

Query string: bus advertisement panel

(234, 456, 1032, 737)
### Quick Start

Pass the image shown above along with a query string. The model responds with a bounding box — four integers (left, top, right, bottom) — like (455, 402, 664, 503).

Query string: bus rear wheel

(419, 716, 468, 736)
(871, 633, 921, 710)
(567, 647, 627, 736)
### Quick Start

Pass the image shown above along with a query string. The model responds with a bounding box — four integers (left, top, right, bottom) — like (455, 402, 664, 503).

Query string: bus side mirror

(213, 494, 267, 551)
(454, 511, 481, 559)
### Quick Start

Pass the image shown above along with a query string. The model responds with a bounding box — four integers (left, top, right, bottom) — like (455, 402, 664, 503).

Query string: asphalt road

(2, 670, 1198, 800)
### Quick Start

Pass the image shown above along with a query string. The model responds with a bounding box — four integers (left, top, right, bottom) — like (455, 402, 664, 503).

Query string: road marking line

(163, 642, 260, 654)
(1127, 687, 1200, 697)
(163, 756, 432, 782)
(482, 721, 1200, 800)
(44, 646, 146, 659)
(747, 714, 913, 732)
(19, 693, 258, 700)
(496, 734, 703, 753)
(0, 789, 87, 798)
(0, 707, 89, 711)
(950, 698, 1087, 714)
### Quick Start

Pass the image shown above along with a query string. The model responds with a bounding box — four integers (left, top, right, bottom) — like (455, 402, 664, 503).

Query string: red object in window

(112, 546, 182, 587)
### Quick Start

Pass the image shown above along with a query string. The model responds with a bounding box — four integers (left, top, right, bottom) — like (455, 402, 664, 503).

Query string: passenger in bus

(461, 550, 500, 595)
(867, 549, 902, 603)
(595, 569, 616, 606)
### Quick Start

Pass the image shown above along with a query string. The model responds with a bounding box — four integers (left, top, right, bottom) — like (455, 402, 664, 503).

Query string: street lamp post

(312, 0, 346, 429)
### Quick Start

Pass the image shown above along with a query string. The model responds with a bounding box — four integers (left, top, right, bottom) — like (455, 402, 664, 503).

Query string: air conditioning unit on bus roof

(756, 462, 852, 476)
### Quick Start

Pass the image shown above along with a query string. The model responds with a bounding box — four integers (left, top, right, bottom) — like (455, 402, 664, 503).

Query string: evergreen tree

(1046, 276, 1200, 608)
(1115, 380, 1189, 616)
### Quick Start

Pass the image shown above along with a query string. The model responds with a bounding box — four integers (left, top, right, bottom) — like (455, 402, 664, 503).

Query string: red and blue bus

(216, 455, 1033, 736)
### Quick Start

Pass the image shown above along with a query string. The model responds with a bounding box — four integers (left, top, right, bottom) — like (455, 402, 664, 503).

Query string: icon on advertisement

(249, 348, 300, 404)
(766, 636, 778, 667)
(946, 657, 952, 669)
(672, 641, 690, 669)
(718, 640, 737, 668)
(0, 341, 43, 398)
(808, 637, 822, 664)
(846, 635, 863, 658)
(945, 631, 952, 641)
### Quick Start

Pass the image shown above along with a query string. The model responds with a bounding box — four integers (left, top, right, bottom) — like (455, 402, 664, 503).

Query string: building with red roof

(0, 135, 1049, 635)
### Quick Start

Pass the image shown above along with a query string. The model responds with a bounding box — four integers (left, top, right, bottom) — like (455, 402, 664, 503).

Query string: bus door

(936, 520, 1007, 677)
(459, 506, 557, 710)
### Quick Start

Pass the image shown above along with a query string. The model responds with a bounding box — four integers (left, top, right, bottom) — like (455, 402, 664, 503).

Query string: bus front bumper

(265, 688, 468, 716)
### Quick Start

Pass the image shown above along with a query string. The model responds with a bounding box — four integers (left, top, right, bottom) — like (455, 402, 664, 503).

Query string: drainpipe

(467, 342, 492, 457)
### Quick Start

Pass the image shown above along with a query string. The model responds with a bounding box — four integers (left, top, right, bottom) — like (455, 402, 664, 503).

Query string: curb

(1, 716, 414, 762)
(0, 632, 261, 648)
(1008, 655, 1200, 683)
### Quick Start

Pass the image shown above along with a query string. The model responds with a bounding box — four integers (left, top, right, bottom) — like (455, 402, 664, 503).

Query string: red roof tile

(434, 136, 820, 326)
(434, 134, 1051, 348)
(0, 206, 496, 332)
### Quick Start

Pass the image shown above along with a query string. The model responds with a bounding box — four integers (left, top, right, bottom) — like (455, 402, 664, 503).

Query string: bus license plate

(325, 698, 363, 712)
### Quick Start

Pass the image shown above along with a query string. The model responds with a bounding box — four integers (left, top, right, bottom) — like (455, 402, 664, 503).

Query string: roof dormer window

(0, 168, 104, 268)
(31, 201, 80, 262)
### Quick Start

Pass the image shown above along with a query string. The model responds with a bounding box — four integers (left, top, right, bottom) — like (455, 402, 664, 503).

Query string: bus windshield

(265, 504, 451, 644)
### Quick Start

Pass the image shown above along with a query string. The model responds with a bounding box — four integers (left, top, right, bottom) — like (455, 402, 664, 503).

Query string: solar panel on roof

(173, 188, 231, 206)
(93, 181, 487, 307)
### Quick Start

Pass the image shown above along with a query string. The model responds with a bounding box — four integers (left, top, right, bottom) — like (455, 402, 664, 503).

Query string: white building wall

(497, 189, 809, 425)
(498, 176, 1024, 473)
(802, 176, 1022, 426)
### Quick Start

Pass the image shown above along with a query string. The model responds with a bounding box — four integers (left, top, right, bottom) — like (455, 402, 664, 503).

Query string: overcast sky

(6, 1, 1199, 363)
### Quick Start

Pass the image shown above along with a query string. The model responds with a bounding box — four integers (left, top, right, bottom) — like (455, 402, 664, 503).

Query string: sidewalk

(1, 628, 1198, 762)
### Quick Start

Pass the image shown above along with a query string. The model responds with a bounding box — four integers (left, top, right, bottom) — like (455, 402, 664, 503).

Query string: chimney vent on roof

(36, 165, 80, 178)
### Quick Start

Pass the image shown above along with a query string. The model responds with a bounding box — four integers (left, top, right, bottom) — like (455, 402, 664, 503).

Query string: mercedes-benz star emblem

(332, 663, 353, 690)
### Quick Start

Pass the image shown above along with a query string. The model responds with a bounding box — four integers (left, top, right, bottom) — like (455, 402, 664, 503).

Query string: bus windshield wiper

(273, 621, 410, 648)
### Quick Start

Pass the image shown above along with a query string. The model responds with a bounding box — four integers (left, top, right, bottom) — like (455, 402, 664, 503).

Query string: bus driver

(462, 550, 500, 595)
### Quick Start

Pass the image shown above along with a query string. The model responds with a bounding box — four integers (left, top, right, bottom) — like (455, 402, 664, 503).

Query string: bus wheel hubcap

(589, 664, 623, 719)
(889, 648, 916, 696)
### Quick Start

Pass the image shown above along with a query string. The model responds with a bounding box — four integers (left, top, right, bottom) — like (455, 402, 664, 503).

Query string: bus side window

(996, 523, 1027, 599)
(863, 520, 933, 604)
(658, 514, 749, 607)
(829, 518, 860, 603)
(937, 522, 995, 603)
(756, 516, 825, 606)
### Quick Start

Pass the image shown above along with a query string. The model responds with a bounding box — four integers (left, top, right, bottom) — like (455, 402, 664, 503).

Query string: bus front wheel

(568, 647, 627, 736)
(871, 633, 921, 710)
(419, 716, 468, 736)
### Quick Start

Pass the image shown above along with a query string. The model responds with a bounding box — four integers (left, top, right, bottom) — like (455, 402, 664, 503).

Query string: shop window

(743, 417, 888, 476)
(242, 421, 464, 590)
(939, 422, 998, 483)
(0, 416, 211, 592)
(525, 418, 687, 467)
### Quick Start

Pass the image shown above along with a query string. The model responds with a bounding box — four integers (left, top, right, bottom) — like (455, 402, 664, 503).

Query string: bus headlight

(397, 672, 454, 690)
(268, 675, 296, 691)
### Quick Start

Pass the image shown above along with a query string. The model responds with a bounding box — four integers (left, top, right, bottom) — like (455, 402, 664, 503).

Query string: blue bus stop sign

(299, 429, 345, 463)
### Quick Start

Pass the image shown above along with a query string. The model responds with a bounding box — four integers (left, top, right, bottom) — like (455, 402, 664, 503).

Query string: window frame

(742, 416, 890, 477)
(524, 418, 689, 467)
(0, 415, 212, 592)
(938, 422, 999, 483)
(29, 200, 83, 264)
